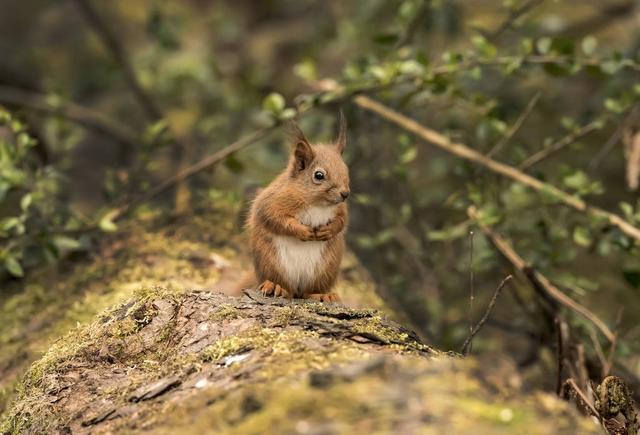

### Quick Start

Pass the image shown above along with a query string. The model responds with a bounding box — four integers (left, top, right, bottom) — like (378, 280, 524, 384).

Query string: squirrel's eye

(314, 171, 325, 181)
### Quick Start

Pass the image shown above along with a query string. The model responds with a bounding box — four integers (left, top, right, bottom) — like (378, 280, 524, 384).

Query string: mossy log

(1, 287, 601, 434)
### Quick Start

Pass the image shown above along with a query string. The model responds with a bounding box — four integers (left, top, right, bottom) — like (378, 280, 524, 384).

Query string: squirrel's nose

(340, 190, 350, 201)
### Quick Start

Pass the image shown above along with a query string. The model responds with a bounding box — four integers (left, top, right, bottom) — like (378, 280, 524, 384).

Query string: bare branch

(352, 95, 640, 244)
(461, 275, 513, 356)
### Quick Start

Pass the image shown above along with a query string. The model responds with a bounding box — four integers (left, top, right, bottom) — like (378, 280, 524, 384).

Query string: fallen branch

(467, 205, 615, 342)
(353, 95, 640, 244)
(461, 275, 513, 355)
(0, 85, 139, 148)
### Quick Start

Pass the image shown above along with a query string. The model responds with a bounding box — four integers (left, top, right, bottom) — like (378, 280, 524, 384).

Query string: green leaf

(293, 59, 317, 82)
(604, 98, 624, 114)
(476, 205, 501, 226)
(536, 37, 552, 54)
(262, 93, 286, 115)
(399, 146, 418, 163)
(600, 60, 621, 75)
(573, 226, 592, 247)
(4, 256, 23, 278)
(278, 108, 297, 121)
(373, 33, 398, 45)
(581, 36, 597, 56)
(620, 202, 634, 220)
(20, 193, 32, 212)
(623, 269, 640, 288)
(224, 153, 245, 173)
(99, 210, 119, 233)
(52, 236, 83, 252)
(471, 35, 497, 58)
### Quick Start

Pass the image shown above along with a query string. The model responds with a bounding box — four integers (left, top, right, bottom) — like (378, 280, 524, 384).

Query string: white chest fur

(273, 205, 336, 292)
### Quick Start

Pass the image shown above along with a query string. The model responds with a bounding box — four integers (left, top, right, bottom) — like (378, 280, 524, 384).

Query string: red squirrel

(245, 115, 350, 302)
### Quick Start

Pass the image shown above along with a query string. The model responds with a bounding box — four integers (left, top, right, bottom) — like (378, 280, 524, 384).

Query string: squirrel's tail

(216, 271, 258, 296)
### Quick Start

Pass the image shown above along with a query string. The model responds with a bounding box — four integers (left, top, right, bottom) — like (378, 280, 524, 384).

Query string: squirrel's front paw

(297, 225, 317, 242)
(313, 224, 336, 241)
(306, 292, 341, 303)
(259, 280, 292, 298)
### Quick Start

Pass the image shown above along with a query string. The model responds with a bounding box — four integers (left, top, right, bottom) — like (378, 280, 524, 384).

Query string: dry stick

(461, 274, 513, 356)
(0, 85, 139, 148)
(466, 205, 615, 342)
(110, 127, 274, 222)
(352, 95, 640, 245)
(518, 119, 602, 170)
(486, 91, 541, 158)
(71, 0, 162, 121)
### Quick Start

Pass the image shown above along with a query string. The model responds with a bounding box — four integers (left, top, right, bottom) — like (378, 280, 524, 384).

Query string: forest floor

(0, 206, 602, 434)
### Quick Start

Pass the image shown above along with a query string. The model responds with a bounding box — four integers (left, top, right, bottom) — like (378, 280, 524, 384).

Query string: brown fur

(245, 117, 350, 301)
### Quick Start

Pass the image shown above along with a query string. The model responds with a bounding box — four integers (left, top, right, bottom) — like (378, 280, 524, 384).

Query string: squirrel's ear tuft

(288, 121, 315, 171)
(335, 110, 347, 155)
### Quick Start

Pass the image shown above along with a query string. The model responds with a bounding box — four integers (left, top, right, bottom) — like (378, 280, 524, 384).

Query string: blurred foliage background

(1, 0, 640, 401)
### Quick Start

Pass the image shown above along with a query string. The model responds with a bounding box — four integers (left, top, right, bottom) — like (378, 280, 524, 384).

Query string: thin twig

(555, 317, 567, 395)
(461, 274, 513, 355)
(393, 0, 428, 49)
(487, 0, 545, 41)
(519, 119, 603, 170)
(486, 91, 541, 158)
(466, 206, 615, 343)
(353, 95, 640, 244)
(71, 0, 162, 121)
(468, 229, 475, 353)
(589, 128, 622, 172)
(587, 326, 608, 376)
(603, 307, 624, 378)
(111, 127, 274, 222)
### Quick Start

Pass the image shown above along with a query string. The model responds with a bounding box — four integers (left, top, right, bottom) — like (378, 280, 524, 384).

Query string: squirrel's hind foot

(259, 280, 292, 299)
(305, 292, 341, 303)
